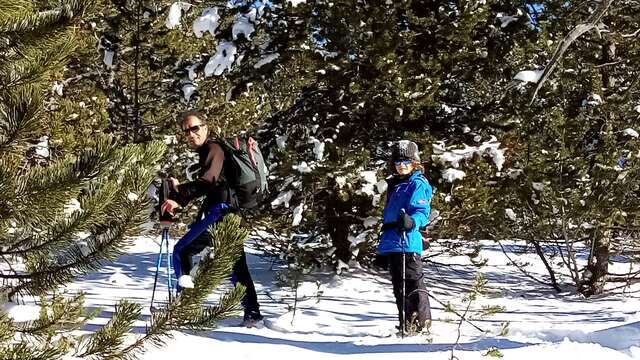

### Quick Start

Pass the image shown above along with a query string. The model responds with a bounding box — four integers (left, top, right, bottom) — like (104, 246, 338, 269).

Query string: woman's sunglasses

(182, 124, 204, 135)
(394, 159, 412, 166)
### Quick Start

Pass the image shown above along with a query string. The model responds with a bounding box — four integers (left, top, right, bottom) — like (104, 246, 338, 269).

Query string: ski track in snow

(63, 236, 640, 360)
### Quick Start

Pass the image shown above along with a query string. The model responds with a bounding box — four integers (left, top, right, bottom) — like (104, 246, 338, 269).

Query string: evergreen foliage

(48, 0, 640, 296)
(1, 1, 247, 358)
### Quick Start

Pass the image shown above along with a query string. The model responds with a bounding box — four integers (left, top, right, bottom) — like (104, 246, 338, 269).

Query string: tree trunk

(579, 231, 611, 297)
(325, 191, 354, 265)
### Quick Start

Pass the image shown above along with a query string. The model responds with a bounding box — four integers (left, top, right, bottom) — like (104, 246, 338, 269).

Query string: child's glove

(399, 211, 414, 230)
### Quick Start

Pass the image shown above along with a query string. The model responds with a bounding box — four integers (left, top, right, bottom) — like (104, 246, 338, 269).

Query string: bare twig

(450, 299, 473, 360)
(497, 241, 556, 289)
(621, 29, 640, 38)
(426, 292, 486, 333)
(593, 60, 624, 68)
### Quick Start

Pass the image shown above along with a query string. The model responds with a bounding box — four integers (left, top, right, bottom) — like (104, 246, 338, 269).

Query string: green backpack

(215, 134, 269, 209)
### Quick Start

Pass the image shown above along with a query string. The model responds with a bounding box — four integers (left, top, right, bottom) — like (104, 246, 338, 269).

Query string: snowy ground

(60, 235, 640, 360)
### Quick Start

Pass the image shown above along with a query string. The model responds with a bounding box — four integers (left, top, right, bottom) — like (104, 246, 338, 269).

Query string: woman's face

(394, 159, 414, 176)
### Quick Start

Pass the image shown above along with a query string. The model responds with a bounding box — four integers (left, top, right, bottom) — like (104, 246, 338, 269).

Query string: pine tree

(0, 1, 247, 358)
(49, 0, 638, 295)
(489, 0, 640, 296)
(254, 0, 541, 269)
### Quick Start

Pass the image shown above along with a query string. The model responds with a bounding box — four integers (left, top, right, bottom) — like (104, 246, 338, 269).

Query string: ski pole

(150, 232, 165, 312)
(400, 208, 407, 339)
(163, 224, 173, 301)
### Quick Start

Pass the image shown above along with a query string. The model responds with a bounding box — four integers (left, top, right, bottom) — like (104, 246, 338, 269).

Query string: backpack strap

(247, 136, 257, 167)
(209, 138, 239, 210)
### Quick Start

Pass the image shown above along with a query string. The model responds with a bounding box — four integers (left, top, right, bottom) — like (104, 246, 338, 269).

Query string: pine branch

(2, 182, 118, 256)
(0, 96, 41, 159)
(176, 285, 245, 331)
(180, 215, 248, 304)
(117, 308, 174, 360)
(5, 191, 150, 296)
(0, 0, 92, 34)
(108, 215, 249, 359)
(2, 136, 121, 225)
(75, 300, 142, 359)
(0, 31, 77, 89)
(0, 311, 16, 343)
(171, 215, 248, 326)
(15, 293, 87, 336)
(0, 342, 67, 360)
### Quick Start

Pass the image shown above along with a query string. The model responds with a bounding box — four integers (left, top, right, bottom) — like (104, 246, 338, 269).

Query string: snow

(271, 190, 293, 208)
(360, 183, 375, 196)
(163, 135, 178, 145)
(432, 136, 506, 171)
(348, 231, 370, 246)
(496, 9, 523, 28)
(582, 94, 604, 107)
(442, 168, 466, 182)
(442, 104, 455, 114)
(3, 303, 41, 322)
(532, 182, 545, 191)
(634, 105, 640, 114)
(335, 176, 346, 188)
(178, 275, 195, 288)
(35, 136, 49, 158)
(276, 134, 288, 149)
(166, 2, 192, 29)
(187, 64, 198, 81)
(287, 0, 307, 6)
(48, 237, 640, 360)
(293, 161, 313, 174)
(77, 239, 91, 256)
(204, 41, 238, 76)
(292, 203, 304, 226)
(507, 168, 524, 179)
(52, 81, 64, 96)
(6, 220, 17, 234)
(127, 192, 139, 202)
(232, 13, 255, 40)
(623, 128, 639, 138)
(181, 83, 196, 102)
(108, 270, 133, 285)
(514, 69, 544, 83)
(374, 180, 387, 194)
(192, 7, 220, 38)
(103, 49, 114, 68)
(580, 223, 594, 230)
(254, 53, 280, 68)
(505, 208, 517, 221)
(64, 198, 82, 215)
(359, 171, 377, 185)
(308, 137, 325, 161)
(363, 217, 378, 228)
(359, 171, 378, 196)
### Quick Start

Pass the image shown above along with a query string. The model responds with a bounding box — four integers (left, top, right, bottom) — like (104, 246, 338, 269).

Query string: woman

(378, 140, 432, 333)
